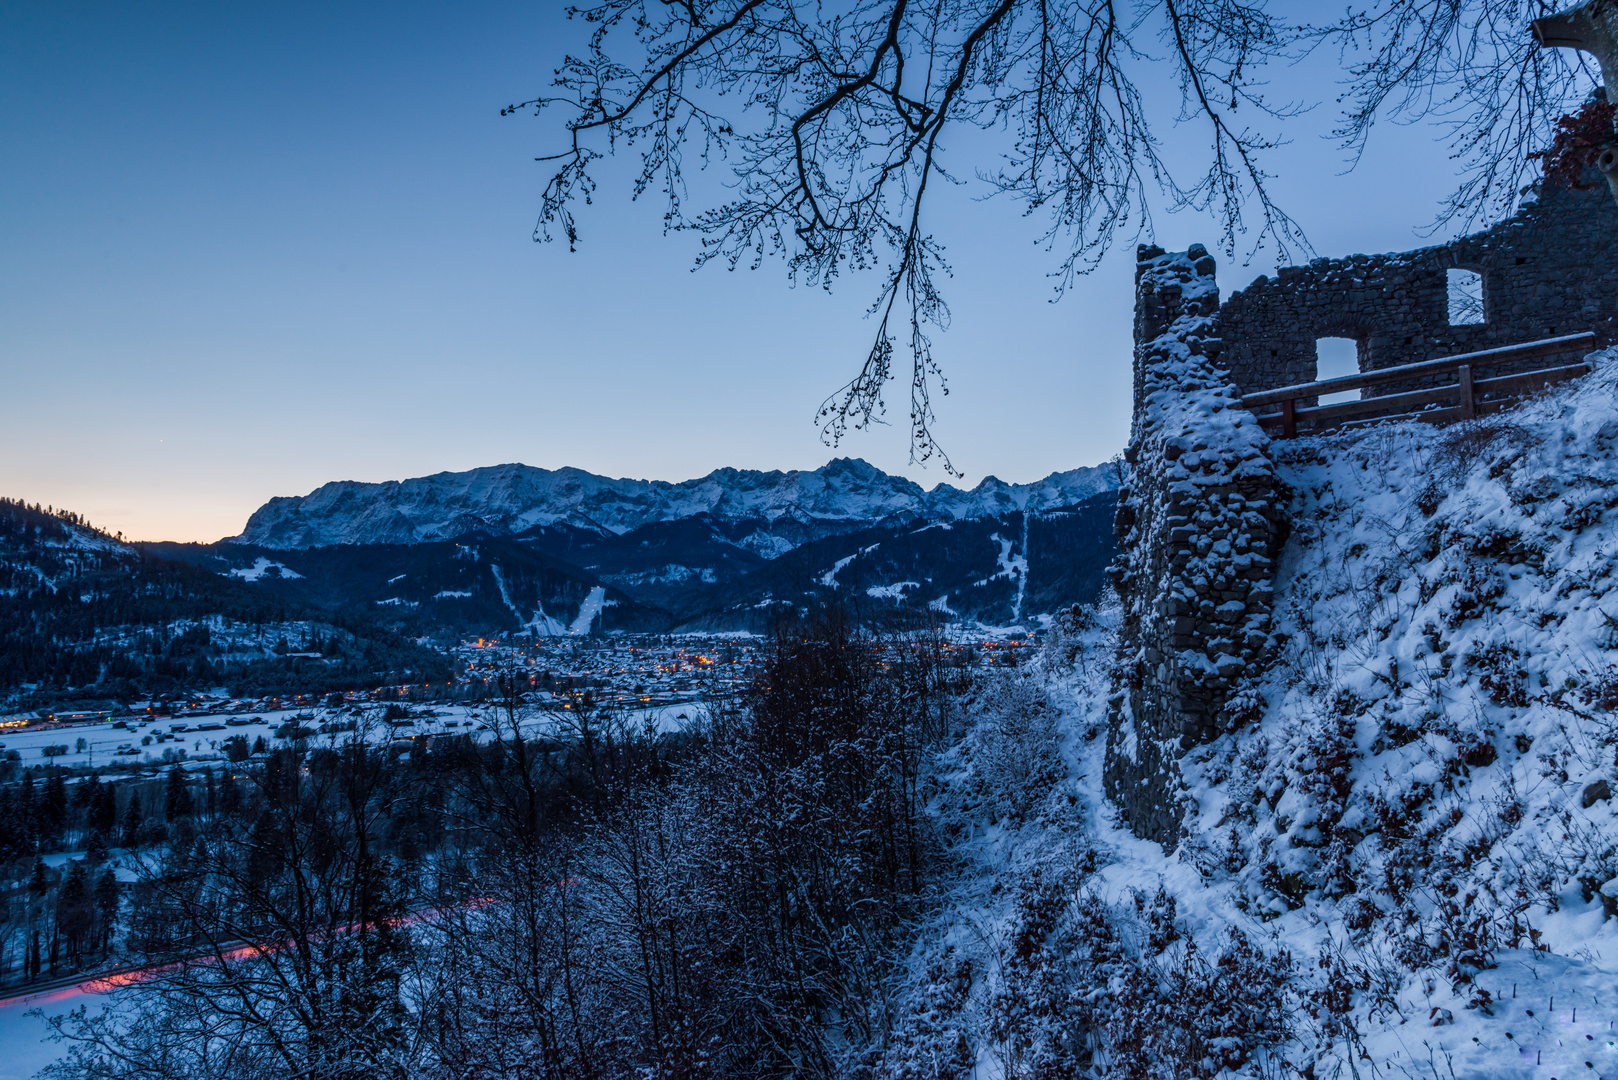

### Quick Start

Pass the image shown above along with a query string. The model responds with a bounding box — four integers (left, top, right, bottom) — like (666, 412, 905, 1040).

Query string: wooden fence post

(1281, 399, 1296, 439)
(1457, 364, 1476, 420)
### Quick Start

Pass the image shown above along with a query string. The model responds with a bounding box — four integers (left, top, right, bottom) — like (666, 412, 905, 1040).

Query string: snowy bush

(960, 671, 1066, 822)
(1104, 929, 1293, 1080)
(858, 952, 978, 1080)
(986, 868, 1117, 1078)
(1040, 603, 1097, 674)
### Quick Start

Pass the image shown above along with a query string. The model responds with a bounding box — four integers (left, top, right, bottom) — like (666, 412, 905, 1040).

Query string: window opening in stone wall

(1447, 268, 1485, 325)
(1315, 337, 1361, 404)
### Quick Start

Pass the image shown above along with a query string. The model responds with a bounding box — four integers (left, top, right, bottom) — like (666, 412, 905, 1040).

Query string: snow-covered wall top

(231, 458, 1120, 548)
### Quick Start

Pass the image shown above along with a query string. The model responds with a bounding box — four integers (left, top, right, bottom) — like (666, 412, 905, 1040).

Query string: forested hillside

(146, 533, 672, 640)
(0, 500, 453, 707)
(147, 493, 1120, 637)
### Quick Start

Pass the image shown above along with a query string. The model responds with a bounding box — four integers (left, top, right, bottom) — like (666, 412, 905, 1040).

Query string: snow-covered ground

(821, 552, 860, 588)
(2, 698, 710, 775)
(0, 716, 277, 770)
(0, 985, 102, 1079)
(875, 352, 1618, 1079)
(225, 557, 302, 581)
(570, 585, 613, 634)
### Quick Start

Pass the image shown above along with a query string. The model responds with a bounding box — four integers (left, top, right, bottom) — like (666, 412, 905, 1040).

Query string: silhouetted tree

(55, 862, 92, 967)
(517, 0, 1591, 465)
(45, 724, 425, 1080)
(162, 767, 192, 821)
(93, 867, 118, 956)
(38, 773, 66, 849)
(118, 791, 142, 849)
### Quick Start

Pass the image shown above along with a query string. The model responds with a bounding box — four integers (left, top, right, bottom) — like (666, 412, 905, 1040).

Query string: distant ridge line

(232, 457, 1122, 549)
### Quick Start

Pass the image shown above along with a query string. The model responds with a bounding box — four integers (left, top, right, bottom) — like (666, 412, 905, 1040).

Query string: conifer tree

(119, 791, 142, 848)
(72, 773, 100, 812)
(217, 771, 243, 818)
(39, 773, 67, 848)
(17, 775, 36, 852)
(93, 867, 118, 956)
(0, 787, 23, 863)
(56, 861, 91, 966)
(89, 782, 116, 836)
(163, 768, 192, 821)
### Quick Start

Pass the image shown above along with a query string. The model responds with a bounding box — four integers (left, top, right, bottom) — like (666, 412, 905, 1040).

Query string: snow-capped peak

(229, 458, 1121, 549)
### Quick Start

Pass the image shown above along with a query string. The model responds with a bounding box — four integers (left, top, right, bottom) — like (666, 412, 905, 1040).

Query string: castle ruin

(1108, 180, 1618, 846)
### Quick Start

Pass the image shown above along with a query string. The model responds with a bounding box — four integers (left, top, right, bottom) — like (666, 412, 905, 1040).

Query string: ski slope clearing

(225, 557, 302, 582)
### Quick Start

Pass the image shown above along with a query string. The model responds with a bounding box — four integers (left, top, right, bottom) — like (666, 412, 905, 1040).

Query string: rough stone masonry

(1107, 245, 1282, 847)
(1219, 181, 1618, 401)
(1108, 180, 1618, 847)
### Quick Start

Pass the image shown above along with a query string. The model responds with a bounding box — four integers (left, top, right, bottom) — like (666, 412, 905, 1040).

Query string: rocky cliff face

(231, 458, 1120, 548)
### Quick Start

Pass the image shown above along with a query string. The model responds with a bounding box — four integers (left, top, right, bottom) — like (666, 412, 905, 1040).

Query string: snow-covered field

(2, 699, 708, 774)
(0, 986, 98, 1080)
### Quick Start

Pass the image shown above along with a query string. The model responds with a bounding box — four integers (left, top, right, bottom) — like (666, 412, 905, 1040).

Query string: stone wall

(1219, 182, 1618, 399)
(1106, 245, 1283, 848)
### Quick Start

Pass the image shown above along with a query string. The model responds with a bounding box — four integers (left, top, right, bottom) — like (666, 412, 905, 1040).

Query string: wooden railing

(1243, 332, 1598, 438)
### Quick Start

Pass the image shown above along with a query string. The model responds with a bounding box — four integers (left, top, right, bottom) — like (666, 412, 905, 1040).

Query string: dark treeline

(0, 500, 109, 540)
(34, 610, 967, 1079)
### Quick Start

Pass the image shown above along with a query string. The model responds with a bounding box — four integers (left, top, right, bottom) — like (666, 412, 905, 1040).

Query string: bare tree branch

(512, 0, 1590, 469)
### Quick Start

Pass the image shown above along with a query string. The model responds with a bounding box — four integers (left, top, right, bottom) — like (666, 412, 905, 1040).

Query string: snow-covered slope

(231, 458, 1119, 548)
(879, 353, 1618, 1078)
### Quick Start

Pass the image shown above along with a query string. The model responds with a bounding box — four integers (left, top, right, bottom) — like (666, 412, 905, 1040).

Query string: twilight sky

(0, 1, 1531, 542)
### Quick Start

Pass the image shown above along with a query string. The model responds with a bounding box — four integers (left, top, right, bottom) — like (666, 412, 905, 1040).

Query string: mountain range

(172, 457, 1123, 636)
(3, 458, 1123, 704)
(233, 458, 1119, 549)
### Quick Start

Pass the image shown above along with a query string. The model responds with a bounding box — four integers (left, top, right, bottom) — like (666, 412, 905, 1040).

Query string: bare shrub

(1465, 641, 1529, 708)
(1105, 928, 1294, 1080)
(965, 672, 1066, 822)
(986, 873, 1121, 1079)
(1428, 417, 1541, 492)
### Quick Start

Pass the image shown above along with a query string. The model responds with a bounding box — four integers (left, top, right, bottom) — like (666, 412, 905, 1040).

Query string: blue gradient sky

(2, 2, 1503, 541)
